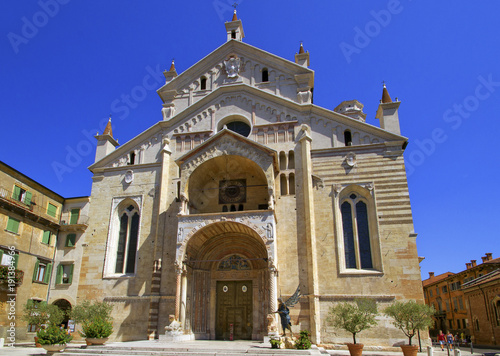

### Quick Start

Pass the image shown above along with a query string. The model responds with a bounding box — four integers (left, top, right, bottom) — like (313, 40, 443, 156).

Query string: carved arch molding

(178, 135, 275, 196)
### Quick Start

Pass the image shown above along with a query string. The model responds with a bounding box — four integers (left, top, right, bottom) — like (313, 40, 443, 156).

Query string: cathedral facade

(46, 12, 425, 346)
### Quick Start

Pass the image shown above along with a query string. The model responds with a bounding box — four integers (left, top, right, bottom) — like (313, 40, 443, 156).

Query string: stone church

(49, 11, 425, 345)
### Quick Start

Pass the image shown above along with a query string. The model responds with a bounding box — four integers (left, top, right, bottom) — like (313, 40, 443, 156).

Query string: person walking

(446, 331, 454, 350)
(437, 330, 446, 351)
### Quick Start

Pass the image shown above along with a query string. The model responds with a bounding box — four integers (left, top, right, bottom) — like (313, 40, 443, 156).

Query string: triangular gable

(157, 40, 314, 101)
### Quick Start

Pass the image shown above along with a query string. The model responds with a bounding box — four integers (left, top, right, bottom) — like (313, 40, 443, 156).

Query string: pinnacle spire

(169, 59, 176, 72)
(103, 117, 113, 137)
(299, 42, 305, 54)
(232, 9, 238, 21)
(381, 82, 392, 103)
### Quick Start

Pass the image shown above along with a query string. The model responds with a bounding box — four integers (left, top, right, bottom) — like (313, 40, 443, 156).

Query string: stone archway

(52, 299, 72, 328)
(179, 220, 273, 340)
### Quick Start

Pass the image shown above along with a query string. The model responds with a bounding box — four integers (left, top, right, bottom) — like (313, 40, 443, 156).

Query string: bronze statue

(274, 285, 301, 336)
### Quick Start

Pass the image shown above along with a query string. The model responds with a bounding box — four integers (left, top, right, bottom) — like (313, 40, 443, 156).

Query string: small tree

(384, 300, 434, 346)
(22, 300, 65, 331)
(327, 298, 378, 344)
(71, 300, 114, 339)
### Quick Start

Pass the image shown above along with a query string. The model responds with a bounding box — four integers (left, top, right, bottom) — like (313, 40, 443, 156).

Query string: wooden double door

(215, 281, 252, 340)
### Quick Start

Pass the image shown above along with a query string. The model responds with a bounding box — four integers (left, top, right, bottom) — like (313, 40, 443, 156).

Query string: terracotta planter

(42, 343, 66, 354)
(34, 336, 41, 347)
(347, 343, 364, 356)
(400, 344, 418, 356)
(85, 337, 109, 345)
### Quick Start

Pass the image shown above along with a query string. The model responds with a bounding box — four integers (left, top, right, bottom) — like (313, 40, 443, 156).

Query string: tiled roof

(461, 269, 500, 289)
(422, 272, 454, 287)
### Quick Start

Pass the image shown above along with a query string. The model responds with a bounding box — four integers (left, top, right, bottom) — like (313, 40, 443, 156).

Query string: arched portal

(52, 299, 72, 328)
(180, 221, 272, 340)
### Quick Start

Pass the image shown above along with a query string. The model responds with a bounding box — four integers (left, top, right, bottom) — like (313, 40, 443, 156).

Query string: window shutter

(32, 260, 40, 281)
(47, 203, 57, 217)
(24, 191, 32, 205)
(42, 231, 51, 244)
(6, 217, 20, 234)
(43, 263, 52, 284)
(56, 264, 63, 284)
(12, 186, 21, 201)
(68, 264, 74, 284)
(13, 254, 19, 269)
(70, 209, 80, 224)
(0, 250, 3, 264)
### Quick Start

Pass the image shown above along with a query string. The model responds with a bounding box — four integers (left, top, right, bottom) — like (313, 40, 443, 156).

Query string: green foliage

(81, 318, 113, 338)
(295, 330, 312, 349)
(384, 300, 435, 346)
(0, 265, 24, 284)
(22, 300, 65, 330)
(36, 325, 72, 345)
(269, 337, 281, 349)
(327, 298, 378, 344)
(71, 300, 114, 339)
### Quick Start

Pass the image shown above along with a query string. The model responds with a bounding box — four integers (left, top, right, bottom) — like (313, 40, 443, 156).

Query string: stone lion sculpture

(267, 313, 278, 334)
(165, 314, 182, 334)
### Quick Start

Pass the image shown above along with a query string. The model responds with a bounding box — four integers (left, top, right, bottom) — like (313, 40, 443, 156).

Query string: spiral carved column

(269, 265, 278, 313)
(175, 267, 182, 320)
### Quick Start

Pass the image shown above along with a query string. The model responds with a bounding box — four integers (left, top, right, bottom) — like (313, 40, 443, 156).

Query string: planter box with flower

(326, 298, 378, 356)
(36, 324, 72, 353)
(384, 300, 434, 356)
(71, 300, 114, 345)
(0, 265, 24, 286)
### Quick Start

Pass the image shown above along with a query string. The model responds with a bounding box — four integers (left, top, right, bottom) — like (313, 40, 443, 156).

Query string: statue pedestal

(283, 336, 296, 349)
(159, 331, 194, 342)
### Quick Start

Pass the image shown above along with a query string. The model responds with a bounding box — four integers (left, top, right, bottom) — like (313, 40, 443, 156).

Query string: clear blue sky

(1, 1, 499, 281)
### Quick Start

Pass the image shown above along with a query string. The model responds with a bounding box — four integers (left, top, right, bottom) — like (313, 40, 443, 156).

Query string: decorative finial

(231, 3, 238, 21)
(381, 81, 392, 103)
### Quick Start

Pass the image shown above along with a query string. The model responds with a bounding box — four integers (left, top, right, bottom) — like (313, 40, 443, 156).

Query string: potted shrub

(71, 300, 113, 345)
(326, 299, 378, 356)
(384, 300, 434, 356)
(22, 300, 65, 347)
(269, 336, 281, 349)
(36, 324, 72, 353)
(295, 330, 312, 350)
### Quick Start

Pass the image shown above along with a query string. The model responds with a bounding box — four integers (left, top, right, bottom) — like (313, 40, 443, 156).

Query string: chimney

(481, 256, 487, 263)
(471, 260, 477, 267)
(428, 272, 435, 278)
(466, 263, 472, 269)
(485, 253, 493, 261)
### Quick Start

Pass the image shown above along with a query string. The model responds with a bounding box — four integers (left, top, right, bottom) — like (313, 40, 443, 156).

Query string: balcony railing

(60, 214, 89, 226)
(0, 187, 61, 223)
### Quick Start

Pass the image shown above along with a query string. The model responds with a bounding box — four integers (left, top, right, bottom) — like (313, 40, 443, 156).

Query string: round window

(224, 121, 251, 137)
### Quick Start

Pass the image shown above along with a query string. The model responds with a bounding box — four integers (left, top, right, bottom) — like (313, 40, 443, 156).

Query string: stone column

(180, 269, 188, 327)
(175, 267, 182, 320)
(299, 125, 321, 344)
(269, 265, 278, 313)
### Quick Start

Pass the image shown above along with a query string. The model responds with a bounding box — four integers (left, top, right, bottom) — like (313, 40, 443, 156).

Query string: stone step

(56, 345, 320, 356)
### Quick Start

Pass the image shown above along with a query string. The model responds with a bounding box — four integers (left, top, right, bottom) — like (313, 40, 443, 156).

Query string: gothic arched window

(104, 198, 141, 277)
(337, 186, 381, 273)
(115, 205, 140, 274)
(341, 195, 372, 269)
